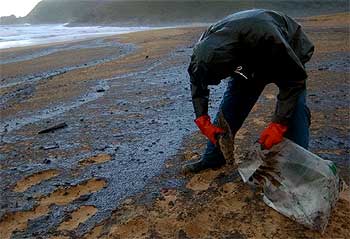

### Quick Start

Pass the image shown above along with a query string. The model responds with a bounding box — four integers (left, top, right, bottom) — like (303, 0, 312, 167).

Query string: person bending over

(184, 9, 314, 173)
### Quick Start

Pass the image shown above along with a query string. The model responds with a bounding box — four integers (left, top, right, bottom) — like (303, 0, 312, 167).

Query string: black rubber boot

(182, 149, 226, 173)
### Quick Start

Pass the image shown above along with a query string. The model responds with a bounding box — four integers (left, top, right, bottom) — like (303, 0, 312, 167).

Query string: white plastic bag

(238, 139, 341, 232)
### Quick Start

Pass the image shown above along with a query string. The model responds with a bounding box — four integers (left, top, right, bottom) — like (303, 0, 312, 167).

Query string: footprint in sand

(0, 178, 106, 239)
(186, 170, 221, 192)
(78, 153, 112, 166)
(2, 153, 112, 238)
(57, 205, 98, 231)
(13, 169, 60, 193)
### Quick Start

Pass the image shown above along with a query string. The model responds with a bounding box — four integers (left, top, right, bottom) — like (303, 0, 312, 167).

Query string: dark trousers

(205, 77, 311, 157)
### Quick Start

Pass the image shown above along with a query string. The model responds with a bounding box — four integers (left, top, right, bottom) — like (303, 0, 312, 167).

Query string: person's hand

(195, 115, 224, 145)
(258, 122, 288, 149)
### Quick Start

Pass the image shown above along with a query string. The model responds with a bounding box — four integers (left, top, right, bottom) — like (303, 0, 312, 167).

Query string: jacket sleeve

(269, 14, 314, 124)
(273, 78, 306, 124)
(286, 16, 315, 65)
(271, 36, 308, 124)
(188, 60, 210, 118)
(188, 27, 237, 118)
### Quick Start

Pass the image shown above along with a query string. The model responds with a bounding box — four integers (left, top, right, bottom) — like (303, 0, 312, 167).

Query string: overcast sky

(0, 0, 42, 17)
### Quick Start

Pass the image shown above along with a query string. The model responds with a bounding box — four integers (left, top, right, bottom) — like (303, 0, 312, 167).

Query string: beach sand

(0, 13, 349, 238)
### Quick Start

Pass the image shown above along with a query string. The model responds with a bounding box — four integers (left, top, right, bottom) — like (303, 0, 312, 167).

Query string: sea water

(0, 23, 153, 49)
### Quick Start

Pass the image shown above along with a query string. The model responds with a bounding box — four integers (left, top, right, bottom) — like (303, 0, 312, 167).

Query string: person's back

(191, 9, 314, 85)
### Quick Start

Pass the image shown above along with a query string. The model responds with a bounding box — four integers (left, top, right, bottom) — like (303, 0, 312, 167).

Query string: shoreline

(2, 9, 348, 53)
(0, 24, 209, 53)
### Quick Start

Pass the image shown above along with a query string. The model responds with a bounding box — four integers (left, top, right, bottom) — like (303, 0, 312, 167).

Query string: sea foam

(0, 24, 153, 49)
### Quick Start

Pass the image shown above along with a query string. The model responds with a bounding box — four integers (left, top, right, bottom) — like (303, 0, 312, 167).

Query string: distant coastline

(1, 0, 348, 26)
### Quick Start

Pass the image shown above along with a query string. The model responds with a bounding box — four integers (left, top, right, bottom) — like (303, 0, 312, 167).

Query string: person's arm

(272, 38, 308, 125)
(273, 78, 306, 125)
(285, 15, 315, 65)
(259, 77, 305, 150)
(188, 60, 224, 145)
(189, 62, 210, 118)
(272, 16, 313, 124)
(259, 28, 309, 149)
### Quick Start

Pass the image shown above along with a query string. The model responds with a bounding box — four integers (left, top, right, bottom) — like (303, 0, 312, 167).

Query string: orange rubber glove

(195, 115, 224, 145)
(258, 122, 288, 149)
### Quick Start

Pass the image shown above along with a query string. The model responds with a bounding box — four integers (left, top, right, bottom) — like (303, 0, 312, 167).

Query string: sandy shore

(0, 13, 349, 239)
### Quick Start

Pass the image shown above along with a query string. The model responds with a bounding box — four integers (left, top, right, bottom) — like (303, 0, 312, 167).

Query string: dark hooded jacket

(188, 9, 314, 124)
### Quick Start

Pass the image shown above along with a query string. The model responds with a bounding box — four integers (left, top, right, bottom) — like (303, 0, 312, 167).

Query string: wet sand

(0, 13, 349, 238)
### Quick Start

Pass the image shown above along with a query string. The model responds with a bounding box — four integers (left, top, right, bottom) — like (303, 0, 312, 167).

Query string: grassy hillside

(24, 0, 349, 25)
